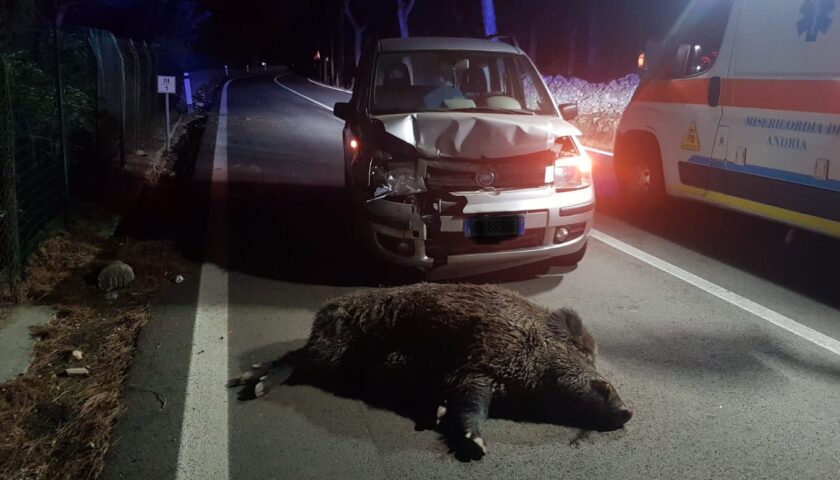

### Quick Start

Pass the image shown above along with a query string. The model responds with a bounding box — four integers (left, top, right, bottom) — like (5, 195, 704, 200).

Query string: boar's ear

(547, 308, 584, 337)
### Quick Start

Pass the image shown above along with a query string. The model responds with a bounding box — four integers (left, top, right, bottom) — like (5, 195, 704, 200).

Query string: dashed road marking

(175, 78, 232, 480)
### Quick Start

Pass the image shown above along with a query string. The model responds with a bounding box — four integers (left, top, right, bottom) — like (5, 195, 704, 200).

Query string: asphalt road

(104, 72, 840, 480)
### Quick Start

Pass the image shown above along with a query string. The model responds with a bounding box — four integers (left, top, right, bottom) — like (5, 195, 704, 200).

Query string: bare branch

(343, 0, 360, 30)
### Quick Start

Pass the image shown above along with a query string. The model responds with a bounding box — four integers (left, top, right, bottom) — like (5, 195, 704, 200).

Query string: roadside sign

(158, 75, 176, 151)
(157, 75, 176, 94)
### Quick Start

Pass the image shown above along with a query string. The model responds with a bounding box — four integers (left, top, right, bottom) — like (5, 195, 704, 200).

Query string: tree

(395, 0, 416, 38)
(481, 0, 497, 36)
(343, 0, 368, 66)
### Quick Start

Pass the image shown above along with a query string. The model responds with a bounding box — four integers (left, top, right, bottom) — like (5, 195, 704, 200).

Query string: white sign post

(157, 75, 176, 151)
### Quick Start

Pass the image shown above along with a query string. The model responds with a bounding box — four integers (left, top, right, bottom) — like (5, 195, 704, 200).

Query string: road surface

(103, 72, 840, 480)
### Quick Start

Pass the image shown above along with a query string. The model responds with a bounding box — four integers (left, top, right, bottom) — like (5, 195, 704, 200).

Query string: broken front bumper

(361, 186, 594, 278)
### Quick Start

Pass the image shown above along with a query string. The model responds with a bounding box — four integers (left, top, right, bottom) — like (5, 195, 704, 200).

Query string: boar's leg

(444, 374, 493, 459)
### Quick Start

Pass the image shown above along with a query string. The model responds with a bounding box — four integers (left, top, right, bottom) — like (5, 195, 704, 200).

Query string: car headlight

(369, 157, 427, 200)
(554, 154, 592, 190)
(552, 136, 592, 191)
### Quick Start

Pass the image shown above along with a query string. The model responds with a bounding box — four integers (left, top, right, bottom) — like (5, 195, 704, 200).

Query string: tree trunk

(567, 20, 578, 77)
(343, 0, 368, 67)
(398, 12, 409, 38)
(396, 0, 415, 38)
(481, 0, 497, 36)
(338, 9, 345, 85)
(587, 5, 598, 77)
(528, 16, 538, 60)
(354, 29, 362, 66)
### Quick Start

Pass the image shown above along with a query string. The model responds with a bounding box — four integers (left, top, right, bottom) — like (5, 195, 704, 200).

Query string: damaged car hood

(375, 112, 581, 159)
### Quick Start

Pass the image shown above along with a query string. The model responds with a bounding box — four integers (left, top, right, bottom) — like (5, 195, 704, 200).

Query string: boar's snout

(588, 379, 633, 431)
(610, 406, 633, 429)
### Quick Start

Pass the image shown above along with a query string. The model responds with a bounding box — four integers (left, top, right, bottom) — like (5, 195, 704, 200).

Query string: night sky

(65, 0, 691, 80)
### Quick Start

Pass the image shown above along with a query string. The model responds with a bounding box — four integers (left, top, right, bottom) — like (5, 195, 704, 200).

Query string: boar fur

(228, 283, 631, 458)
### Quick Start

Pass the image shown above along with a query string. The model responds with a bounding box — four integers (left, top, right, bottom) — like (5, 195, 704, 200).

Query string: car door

(647, 0, 737, 197)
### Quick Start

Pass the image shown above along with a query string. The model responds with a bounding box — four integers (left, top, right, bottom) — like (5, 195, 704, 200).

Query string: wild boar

(228, 283, 631, 458)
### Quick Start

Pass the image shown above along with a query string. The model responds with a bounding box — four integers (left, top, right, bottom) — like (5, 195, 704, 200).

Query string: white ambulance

(616, 0, 840, 238)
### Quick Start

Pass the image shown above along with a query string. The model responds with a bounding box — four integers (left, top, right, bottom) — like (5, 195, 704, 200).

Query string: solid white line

(590, 229, 840, 357)
(175, 79, 232, 480)
(273, 75, 337, 114)
(307, 77, 353, 93)
(583, 146, 614, 157)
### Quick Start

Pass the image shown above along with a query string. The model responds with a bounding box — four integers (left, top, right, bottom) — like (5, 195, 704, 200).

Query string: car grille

(425, 151, 555, 190)
(426, 228, 546, 257)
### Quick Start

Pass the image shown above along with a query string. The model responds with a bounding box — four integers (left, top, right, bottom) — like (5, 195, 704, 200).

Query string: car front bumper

(361, 186, 595, 278)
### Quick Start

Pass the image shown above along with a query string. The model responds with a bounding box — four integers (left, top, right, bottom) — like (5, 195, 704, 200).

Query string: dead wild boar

(228, 283, 632, 458)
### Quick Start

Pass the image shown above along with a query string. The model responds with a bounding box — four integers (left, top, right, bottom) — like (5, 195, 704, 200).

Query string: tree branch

(343, 0, 360, 30)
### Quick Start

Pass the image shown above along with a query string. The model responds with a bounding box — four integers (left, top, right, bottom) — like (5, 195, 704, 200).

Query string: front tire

(614, 134, 666, 211)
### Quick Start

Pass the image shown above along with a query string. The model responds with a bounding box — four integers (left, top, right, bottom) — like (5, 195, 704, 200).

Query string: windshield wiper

(444, 107, 536, 116)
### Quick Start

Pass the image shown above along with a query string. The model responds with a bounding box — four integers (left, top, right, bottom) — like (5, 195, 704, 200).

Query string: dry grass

(0, 221, 195, 479)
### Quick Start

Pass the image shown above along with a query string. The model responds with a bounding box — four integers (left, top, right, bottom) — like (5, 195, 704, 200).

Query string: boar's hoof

(254, 381, 267, 398)
(435, 404, 447, 425)
(227, 364, 272, 400)
(462, 431, 487, 459)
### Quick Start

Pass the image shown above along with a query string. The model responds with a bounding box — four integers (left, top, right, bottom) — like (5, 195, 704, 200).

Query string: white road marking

(175, 79, 233, 480)
(590, 229, 840, 357)
(273, 75, 339, 117)
(293, 74, 840, 356)
(307, 77, 353, 93)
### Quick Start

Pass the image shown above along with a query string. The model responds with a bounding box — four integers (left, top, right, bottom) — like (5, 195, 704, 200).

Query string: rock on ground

(98, 261, 135, 292)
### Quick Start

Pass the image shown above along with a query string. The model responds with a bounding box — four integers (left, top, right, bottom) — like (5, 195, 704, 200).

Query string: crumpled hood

(375, 112, 581, 159)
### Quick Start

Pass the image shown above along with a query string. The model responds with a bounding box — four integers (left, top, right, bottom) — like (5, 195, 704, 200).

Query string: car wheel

(615, 135, 665, 210)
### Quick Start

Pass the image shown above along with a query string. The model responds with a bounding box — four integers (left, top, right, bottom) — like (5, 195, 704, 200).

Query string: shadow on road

(604, 329, 840, 386)
(595, 191, 840, 310)
(230, 339, 625, 461)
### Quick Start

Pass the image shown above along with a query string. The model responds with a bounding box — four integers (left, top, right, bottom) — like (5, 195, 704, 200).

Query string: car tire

(615, 135, 666, 211)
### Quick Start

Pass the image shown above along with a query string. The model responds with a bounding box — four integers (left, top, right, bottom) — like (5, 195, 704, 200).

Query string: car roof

(378, 37, 522, 55)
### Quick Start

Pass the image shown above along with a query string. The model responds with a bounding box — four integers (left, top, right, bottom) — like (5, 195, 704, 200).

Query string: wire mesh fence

(0, 24, 169, 287)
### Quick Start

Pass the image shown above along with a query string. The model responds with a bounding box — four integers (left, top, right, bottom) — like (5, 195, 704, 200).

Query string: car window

(666, 0, 734, 77)
(370, 51, 556, 116)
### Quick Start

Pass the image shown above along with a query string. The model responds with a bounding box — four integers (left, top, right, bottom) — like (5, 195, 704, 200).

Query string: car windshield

(370, 50, 556, 116)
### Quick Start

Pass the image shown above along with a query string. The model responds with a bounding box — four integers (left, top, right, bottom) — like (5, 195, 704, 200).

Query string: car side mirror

(334, 102, 351, 121)
(672, 44, 692, 77)
(559, 103, 578, 121)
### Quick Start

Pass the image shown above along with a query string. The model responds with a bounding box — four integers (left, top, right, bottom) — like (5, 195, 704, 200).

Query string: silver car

(333, 37, 594, 279)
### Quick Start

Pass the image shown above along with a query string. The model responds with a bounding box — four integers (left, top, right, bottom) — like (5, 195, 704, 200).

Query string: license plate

(464, 215, 525, 238)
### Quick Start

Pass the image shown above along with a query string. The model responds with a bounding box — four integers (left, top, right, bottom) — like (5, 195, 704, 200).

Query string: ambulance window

(668, 0, 734, 77)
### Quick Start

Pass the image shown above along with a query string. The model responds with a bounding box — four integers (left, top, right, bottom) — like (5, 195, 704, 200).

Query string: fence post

(128, 39, 140, 149)
(0, 58, 23, 289)
(110, 32, 126, 169)
(54, 26, 70, 225)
